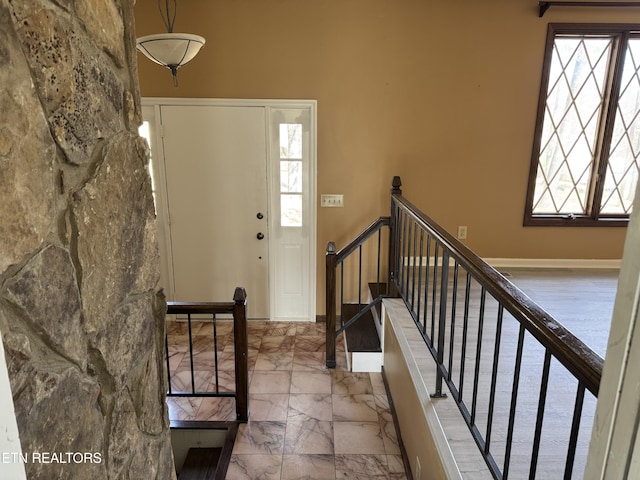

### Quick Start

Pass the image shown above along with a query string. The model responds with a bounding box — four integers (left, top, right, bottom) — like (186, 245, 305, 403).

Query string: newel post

(388, 176, 402, 297)
(326, 241, 337, 368)
(233, 287, 249, 422)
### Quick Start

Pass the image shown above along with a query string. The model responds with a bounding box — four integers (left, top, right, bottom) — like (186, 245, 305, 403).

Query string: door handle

(256, 232, 265, 240)
(257, 212, 264, 219)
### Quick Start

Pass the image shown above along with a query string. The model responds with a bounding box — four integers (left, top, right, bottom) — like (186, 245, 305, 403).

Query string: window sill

(523, 216, 630, 227)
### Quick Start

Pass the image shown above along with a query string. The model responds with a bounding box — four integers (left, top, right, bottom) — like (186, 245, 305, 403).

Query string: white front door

(141, 99, 316, 322)
(160, 105, 270, 318)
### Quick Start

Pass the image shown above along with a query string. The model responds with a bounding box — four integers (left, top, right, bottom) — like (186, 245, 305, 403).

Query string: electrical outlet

(457, 225, 467, 240)
(321, 194, 344, 207)
(415, 456, 421, 480)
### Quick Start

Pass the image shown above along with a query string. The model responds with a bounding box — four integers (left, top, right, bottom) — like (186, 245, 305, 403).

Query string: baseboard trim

(484, 258, 621, 269)
(404, 256, 621, 269)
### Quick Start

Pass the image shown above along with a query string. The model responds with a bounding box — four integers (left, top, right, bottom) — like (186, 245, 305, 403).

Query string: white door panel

(160, 105, 269, 318)
(269, 107, 315, 321)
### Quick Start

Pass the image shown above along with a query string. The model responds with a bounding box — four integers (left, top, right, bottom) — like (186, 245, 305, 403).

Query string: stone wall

(0, 0, 175, 478)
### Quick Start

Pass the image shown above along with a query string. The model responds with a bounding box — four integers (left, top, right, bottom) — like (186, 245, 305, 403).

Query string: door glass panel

(280, 161, 302, 192)
(281, 194, 302, 227)
(279, 124, 303, 159)
(279, 123, 304, 226)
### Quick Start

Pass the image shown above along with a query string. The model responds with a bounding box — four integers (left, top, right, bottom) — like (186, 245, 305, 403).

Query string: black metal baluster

(458, 272, 472, 403)
(530, 350, 552, 479)
(430, 244, 440, 343)
(212, 313, 220, 394)
(485, 305, 504, 455)
(400, 211, 409, 296)
(340, 262, 345, 327)
(410, 219, 418, 310)
(405, 219, 412, 303)
(416, 230, 424, 330)
(447, 261, 459, 382)
(432, 250, 449, 399)
(423, 234, 432, 334)
(187, 313, 196, 395)
(358, 244, 363, 310)
(375, 229, 382, 297)
(471, 287, 487, 426)
(165, 326, 172, 395)
(503, 325, 526, 479)
(392, 205, 401, 290)
(564, 383, 586, 479)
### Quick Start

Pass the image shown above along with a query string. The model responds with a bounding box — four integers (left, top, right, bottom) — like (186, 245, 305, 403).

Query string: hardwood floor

(496, 268, 617, 478)
(503, 268, 618, 357)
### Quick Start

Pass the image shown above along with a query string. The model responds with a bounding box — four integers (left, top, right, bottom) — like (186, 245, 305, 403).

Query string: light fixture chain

(158, 0, 177, 33)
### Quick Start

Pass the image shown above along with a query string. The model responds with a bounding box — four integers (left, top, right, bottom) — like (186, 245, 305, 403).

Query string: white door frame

(140, 103, 175, 301)
(141, 97, 317, 322)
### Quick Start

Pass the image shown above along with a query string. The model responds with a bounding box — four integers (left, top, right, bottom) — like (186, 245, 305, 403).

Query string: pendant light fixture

(136, 0, 205, 86)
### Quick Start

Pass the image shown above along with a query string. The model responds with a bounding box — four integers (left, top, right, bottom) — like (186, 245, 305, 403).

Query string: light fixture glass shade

(136, 33, 205, 85)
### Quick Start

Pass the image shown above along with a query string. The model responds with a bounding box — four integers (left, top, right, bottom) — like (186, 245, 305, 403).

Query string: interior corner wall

(0, 0, 175, 478)
(586, 175, 640, 478)
(134, 0, 637, 314)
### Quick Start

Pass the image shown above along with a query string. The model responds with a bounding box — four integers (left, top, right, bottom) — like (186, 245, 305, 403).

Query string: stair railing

(165, 287, 249, 422)
(326, 175, 605, 477)
(325, 216, 391, 368)
(388, 176, 603, 479)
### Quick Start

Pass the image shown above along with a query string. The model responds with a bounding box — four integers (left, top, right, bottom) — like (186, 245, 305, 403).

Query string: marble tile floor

(165, 320, 409, 479)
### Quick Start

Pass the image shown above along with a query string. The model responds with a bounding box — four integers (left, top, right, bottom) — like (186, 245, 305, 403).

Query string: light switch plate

(321, 194, 344, 207)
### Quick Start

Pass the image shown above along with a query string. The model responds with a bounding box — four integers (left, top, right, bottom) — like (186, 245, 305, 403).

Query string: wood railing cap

(392, 175, 402, 192)
(233, 287, 247, 304)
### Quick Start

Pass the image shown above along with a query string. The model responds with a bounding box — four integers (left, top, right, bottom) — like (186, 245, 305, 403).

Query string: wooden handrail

(167, 287, 247, 314)
(167, 301, 236, 314)
(334, 217, 390, 263)
(391, 192, 603, 396)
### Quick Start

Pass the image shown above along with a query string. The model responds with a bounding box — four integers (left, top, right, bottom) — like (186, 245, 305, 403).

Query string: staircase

(171, 421, 238, 480)
(177, 448, 221, 480)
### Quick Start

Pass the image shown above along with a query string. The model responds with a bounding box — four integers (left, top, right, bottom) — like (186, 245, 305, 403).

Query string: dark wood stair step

(368, 282, 387, 298)
(178, 448, 222, 480)
(342, 303, 381, 352)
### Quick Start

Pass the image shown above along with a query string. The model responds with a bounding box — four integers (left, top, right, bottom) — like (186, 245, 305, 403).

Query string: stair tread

(342, 304, 381, 352)
(178, 448, 222, 480)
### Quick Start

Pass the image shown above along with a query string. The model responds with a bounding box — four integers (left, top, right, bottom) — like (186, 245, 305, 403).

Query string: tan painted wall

(134, 0, 637, 312)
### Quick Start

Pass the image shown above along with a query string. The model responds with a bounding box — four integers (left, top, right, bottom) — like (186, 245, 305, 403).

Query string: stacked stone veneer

(0, 0, 175, 478)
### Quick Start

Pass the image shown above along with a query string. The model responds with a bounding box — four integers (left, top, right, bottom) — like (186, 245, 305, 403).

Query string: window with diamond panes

(525, 25, 640, 226)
